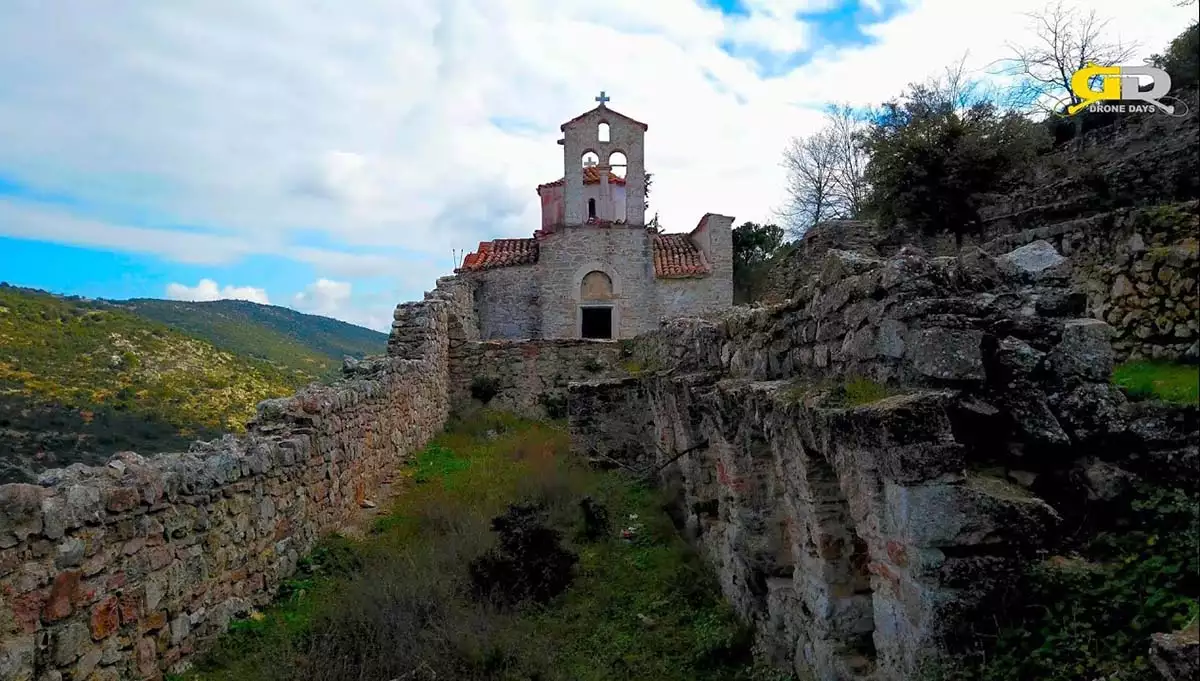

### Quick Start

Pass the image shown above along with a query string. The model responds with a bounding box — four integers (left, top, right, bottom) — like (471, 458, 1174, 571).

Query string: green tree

(862, 75, 1049, 248)
(1152, 20, 1199, 92)
(731, 222, 785, 303)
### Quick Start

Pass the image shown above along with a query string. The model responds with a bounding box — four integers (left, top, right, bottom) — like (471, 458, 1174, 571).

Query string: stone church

(455, 93, 734, 340)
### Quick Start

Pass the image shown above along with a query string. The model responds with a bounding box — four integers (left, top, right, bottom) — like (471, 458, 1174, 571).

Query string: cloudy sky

(0, 0, 1193, 331)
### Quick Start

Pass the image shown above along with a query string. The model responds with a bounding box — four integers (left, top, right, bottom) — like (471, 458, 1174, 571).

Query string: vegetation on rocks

(940, 483, 1199, 681)
(176, 413, 790, 681)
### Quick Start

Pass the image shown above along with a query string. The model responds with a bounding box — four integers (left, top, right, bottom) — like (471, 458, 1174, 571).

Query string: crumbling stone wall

(569, 243, 1198, 681)
(448, 338, 628, 419)
(0, 286, 462, 680)
(981, 202, 1199, 362)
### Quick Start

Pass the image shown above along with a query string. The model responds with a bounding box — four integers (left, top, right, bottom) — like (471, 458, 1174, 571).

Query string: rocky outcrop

(568, 243, 1198, 680)
(1151, 621, 1200, 681)
(0, 285, 461, 680)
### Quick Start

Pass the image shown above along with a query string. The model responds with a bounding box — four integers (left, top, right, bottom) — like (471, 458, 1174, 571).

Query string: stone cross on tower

(595, 91, 610, 105)
(583, 157, 597, 168)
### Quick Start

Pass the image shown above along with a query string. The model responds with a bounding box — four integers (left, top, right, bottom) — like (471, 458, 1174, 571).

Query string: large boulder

(997, 240, 1069, 282)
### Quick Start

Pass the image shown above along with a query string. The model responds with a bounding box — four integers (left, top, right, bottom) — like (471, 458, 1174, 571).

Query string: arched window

(587, 198, 597, 219)
(580, 270, 613, 300)
(608, 151, 627, 179)
(581, 151, 599, 168)
(598, 122, 610, 143)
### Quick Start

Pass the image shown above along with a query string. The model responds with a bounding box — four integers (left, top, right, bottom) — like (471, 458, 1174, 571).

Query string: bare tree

(1003, 1, 1137, 114)
(779, 128, 842, 239)
(825, 104, 870, 220)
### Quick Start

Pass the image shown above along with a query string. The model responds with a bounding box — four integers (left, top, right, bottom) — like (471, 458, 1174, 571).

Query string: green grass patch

(781, 375, 898, 408)
(177, 411, 789, 681)
(1111, 361, 1199, 404)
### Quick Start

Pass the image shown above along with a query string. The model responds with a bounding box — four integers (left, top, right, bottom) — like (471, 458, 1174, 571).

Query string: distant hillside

(105, 298, 388, 379)
(0, 286, 320, 484)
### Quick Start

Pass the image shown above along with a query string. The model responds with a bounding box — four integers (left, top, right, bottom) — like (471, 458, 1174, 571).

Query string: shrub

(468, 375, 500, 403)
(468, 502, 578, 608)
(942, 483, 1200, 681)
(579, 495, 611, 541)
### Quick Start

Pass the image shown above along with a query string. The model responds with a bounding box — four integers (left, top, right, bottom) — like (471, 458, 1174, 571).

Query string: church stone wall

(657, 215, 735, 319)
(469, 265, 541, 340)
(537, 227, 657, 339)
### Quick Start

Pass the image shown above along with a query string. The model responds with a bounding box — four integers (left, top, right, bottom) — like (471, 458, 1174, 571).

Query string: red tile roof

(458, 230, 711, 279)
(653, 233, 711, 278)
(536, 166, 626, 193)
(560, 104, 648, 132)
(456, 238, 538, 273)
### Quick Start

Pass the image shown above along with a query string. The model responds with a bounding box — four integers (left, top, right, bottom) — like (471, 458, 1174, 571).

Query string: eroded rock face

(568, 242, 1198, 680)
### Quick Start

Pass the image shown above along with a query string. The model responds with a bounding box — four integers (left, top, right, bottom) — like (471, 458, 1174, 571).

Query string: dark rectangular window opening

(580, 306, 613, 339)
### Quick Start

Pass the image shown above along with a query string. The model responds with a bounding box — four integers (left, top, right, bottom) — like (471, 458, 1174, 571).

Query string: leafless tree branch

(1002, 0, 1137, 114)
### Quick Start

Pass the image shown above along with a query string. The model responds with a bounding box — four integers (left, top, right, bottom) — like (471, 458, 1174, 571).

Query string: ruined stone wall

(536, 227, 657, 339)
(0, 285, 462, 680)
(467, 264, 540, 340)
(448, 339, 628, 420)
(981, 202, 1199, 362)
(569, 243, 1199, 681)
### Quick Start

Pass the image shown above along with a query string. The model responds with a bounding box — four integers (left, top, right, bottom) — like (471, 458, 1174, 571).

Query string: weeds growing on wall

(469, 375, 501, 403)
(175, 412, 792, 681)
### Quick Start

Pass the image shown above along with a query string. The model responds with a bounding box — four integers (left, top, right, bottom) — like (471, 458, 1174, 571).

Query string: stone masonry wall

(467, 265, 540, 340)
(569, 242, 1199, 681)
(537, 227, 658, 339)
(0, 281, 465, 680)
(981, 202, 1199, 362)
(657, 215, 735, 321)
(449, 339, 628, 420)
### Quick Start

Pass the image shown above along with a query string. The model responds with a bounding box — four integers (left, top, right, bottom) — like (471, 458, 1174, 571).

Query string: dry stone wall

(448, 338, 628, 420)
(981, 202, 1199, 362)
(0, 286, 460, 681)
(569, 242, 1198, 681)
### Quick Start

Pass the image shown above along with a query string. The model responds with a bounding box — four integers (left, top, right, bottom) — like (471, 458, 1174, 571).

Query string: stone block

(1046, 319, 1114, 382)
(908, 328, 985, 381)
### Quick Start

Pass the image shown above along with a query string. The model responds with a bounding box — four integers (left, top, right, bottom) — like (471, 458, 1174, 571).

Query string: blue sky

(0, 0, 1192, 331)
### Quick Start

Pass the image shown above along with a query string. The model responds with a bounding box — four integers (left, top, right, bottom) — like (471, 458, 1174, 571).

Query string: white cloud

(0, 0, 1193, 305)
(292, 278, 396, 332)
(166, 279, 271, 304)
(292, 278, 352, 315)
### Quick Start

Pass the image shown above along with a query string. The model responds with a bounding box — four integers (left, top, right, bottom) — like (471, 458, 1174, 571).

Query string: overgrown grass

(177, 411, 787, 681)
(1111, 361, 1200, 404)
